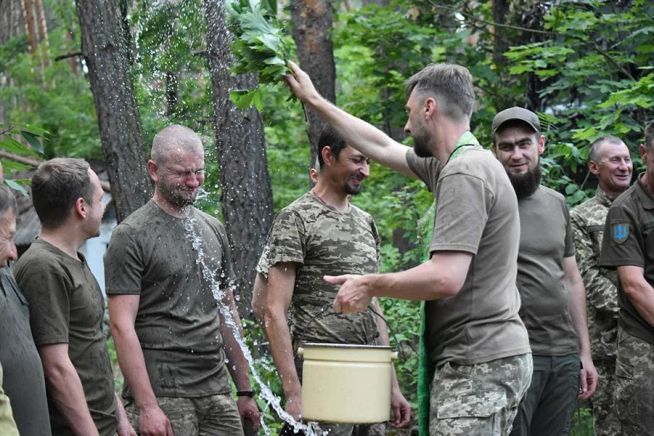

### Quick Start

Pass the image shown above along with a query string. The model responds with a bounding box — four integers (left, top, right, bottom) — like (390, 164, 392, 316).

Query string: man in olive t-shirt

(599, 121, 654, 434)
(13, 158, 132, 436)
(106, 125, 259, 436)
(286, 62, 532, 435)
(492, 107, 598, 436)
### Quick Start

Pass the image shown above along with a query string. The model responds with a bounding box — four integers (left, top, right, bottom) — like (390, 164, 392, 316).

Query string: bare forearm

(112, 326, 158, 408)
(303, 93, 415, 177)
(567, 279, 592, 357)
(624, 281, 654, 326)
(264, 311, 302, 397)
(44, 362, 98, 435)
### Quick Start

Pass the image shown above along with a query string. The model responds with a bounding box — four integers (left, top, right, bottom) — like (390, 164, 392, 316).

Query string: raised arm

(39, 344, 99, 436)
(562, 256, 598, 399)
(286, 61, 417, 178)
(263, 262, 303, 420)
(109, 295, 173, 436)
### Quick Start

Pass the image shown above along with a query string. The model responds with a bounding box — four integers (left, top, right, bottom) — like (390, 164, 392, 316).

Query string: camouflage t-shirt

(261, 191, 380, 346)
(571, 188, 619, 362)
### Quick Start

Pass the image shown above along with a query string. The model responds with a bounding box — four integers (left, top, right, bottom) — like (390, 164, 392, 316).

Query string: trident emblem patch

(612, 223, 629, 244)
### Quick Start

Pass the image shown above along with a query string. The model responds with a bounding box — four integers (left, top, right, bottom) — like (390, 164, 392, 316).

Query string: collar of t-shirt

(447, 131, 481, 164)
(595, 187, 613, 207)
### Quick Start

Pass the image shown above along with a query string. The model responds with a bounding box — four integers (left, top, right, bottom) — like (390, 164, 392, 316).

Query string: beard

(508, 164, 541, 199)
(344, 178, 362, 195)
(413, 133, 432, 158)
(159, 180, 197, 208)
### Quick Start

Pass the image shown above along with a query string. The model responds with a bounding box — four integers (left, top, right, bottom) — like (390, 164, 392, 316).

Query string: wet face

(85, 170, 106, 238)
(591, 141, 632, 195)
(0, 209, 17, 268)
(156, 148, 205, 208)
(334, 146, 370, 195)
(404, 90, 431, 158)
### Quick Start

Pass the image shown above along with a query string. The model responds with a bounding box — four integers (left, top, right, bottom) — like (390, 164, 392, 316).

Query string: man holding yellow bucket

(286, 61, 533, 435)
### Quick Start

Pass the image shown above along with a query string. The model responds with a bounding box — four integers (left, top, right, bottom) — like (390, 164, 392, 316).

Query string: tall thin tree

(203, 0, 274, 315)
(76, 0, 151, 221)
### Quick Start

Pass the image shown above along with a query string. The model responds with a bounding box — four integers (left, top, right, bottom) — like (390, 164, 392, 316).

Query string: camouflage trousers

(589, 359, 620, 436)
(613, 328, 654, 434)
(429, 353, 532, 436)
(125, 394, 244, 436)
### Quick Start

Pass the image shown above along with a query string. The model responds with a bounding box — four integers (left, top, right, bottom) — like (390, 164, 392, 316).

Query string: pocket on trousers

(436, 389, 507, 419)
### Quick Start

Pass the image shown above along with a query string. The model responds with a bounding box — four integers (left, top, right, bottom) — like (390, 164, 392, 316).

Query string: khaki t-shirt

(517, 186, 579, 355)
(407, 146, 531, 366)
(261, 191, 380, 346)
(600, 177, 654, 344)
(0, 267, 51, 435)
(104, 201, 231, 398)
(14, 239, 117, 436)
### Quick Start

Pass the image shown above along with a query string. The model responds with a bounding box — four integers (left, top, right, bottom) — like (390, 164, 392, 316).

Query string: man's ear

(639, 143, 648, 160)
(321, 146, 334, 167)
(537, 134, 546, 156)
(588, 159, 600, 176)
(74, 197, 87, 219)
(424, 96, 437, 119)
(147, 159, 159, 183)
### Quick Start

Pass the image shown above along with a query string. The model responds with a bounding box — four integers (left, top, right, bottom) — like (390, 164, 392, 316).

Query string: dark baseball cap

(492, 107, 540, 133)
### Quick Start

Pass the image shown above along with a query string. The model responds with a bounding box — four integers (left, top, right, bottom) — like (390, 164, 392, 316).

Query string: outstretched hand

(326, 274, 372, 314)
(285, 61, 320, 104)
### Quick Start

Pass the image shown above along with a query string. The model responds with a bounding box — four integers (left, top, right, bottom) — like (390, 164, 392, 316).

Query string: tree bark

(290, 0, 336, 167)
(75, 0, 152, 222)
(204, 0, 274, 315)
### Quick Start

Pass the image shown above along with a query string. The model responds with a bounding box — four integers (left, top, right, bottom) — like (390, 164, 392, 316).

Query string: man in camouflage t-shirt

(571, 136, 632, 435)
(260, 127, 411, 435)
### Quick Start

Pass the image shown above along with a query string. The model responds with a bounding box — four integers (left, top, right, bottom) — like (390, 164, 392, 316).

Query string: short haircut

(151, 124, 203, 166)
(32, 158, 93, 229)
(589, 135, 625, 162)
(317, 126, 347, 168)
(405, 63, 476, 121)
(645, 121, 654, 150)
(0, 185, 17, 218)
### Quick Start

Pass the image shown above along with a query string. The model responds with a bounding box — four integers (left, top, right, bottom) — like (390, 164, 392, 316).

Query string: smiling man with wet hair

(105, 124, 259, 436)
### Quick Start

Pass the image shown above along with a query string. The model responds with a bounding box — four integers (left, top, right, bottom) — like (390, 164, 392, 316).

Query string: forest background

(1, 0, 653, 434)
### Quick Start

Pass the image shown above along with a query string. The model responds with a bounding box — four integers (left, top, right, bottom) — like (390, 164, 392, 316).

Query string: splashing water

(183, 214, 325, 435)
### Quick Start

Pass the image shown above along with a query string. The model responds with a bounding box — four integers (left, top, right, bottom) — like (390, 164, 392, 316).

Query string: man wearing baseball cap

(492, 107, 598, 436)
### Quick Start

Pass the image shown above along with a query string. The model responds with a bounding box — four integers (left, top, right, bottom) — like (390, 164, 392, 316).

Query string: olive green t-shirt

(0, 267, 51, 435)
(407, 144, 531, 366)
(14, 239, 117, 436)
(104, 201, 231, 398)
(599, 176, 654, 344)
(517, 186, 579, 355)
(261, 191, 380, 346)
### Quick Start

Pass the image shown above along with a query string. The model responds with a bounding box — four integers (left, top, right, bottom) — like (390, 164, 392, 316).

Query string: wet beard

(344, 180, 362, 195)
(508, 165, 541, 199)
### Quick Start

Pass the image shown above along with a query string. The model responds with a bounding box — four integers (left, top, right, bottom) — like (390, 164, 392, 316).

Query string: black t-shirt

(600, 176, 654, 343)
(0, 267, 51, 435)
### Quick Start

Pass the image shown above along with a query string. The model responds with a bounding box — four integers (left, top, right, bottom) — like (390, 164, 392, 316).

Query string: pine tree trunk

(290, 0, 336, 168)
(204, 0, 273, 315)
(75, 0, 152, 221)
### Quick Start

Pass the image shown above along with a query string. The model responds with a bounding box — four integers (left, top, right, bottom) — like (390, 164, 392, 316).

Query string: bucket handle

(297, 347, 304, 357)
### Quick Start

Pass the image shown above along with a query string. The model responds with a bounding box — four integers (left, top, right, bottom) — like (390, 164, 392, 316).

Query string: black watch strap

(236, 390, 255, 397)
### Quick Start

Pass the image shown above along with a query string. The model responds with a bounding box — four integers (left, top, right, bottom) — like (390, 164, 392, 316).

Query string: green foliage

(227, 0, 295, 110)
(0, 124, 46, 196)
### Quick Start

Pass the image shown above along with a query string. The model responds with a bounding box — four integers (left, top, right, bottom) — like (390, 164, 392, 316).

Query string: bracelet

(237, 390, 255, 397)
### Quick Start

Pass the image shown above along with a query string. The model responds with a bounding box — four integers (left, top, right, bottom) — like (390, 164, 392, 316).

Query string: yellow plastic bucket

(297, 343, 398, 424)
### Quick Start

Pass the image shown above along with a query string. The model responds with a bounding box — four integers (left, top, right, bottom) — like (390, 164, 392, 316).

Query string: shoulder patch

(611, 223, 630, 244)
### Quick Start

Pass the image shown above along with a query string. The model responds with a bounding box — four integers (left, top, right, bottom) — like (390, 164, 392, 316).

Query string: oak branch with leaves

(227, 0, 295, 110)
